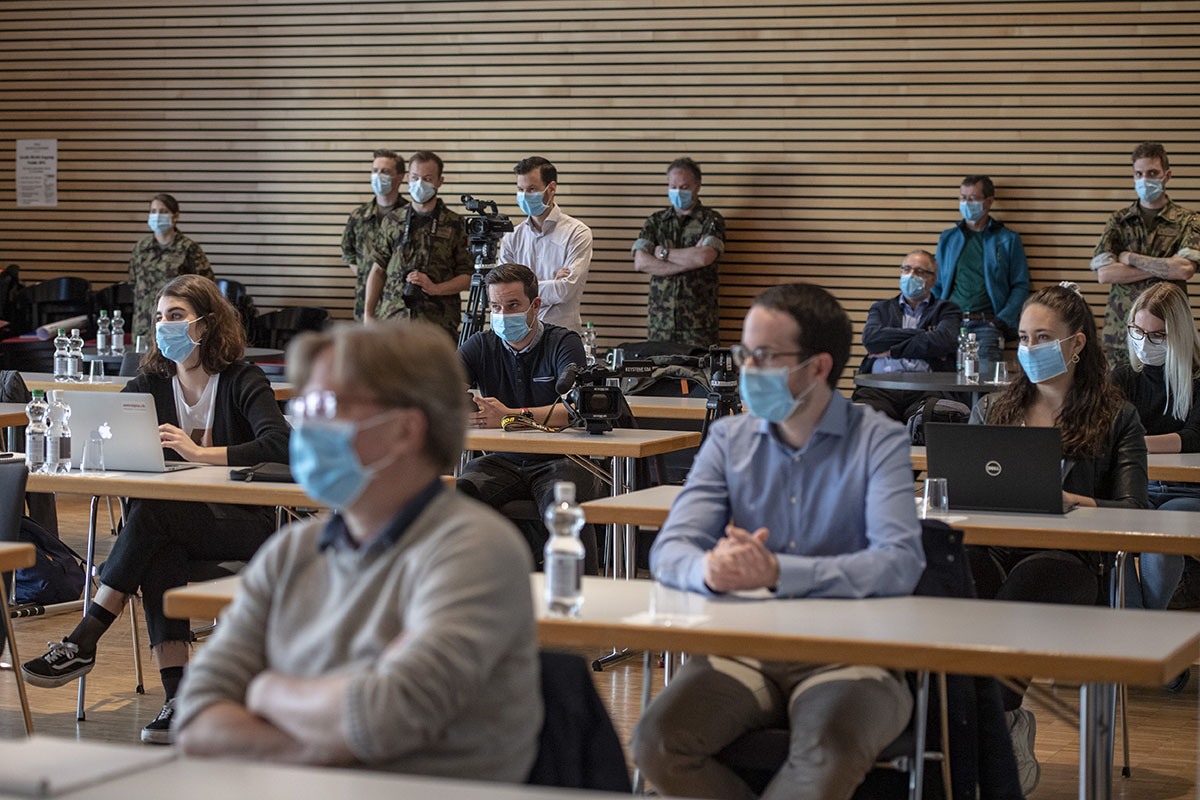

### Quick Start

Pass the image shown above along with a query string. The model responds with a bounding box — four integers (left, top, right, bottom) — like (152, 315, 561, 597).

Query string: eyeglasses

(730, 345, 810, 369)
(1126, 324, 1167, 345)
(289, 391, 339, 422)
(900, 265, 936, 280)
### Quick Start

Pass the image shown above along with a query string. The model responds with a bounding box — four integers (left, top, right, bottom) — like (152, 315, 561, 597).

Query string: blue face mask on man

(155, 319, 200, 363)
(1135, 178, 1164, 205)
(516, 189, 548, 217)
(738, 358, 816, 423)
(668, 188, 693, 211)
(371, 173, 393, 196)
(289, 411, 399, 510)
(1017, 338, 1071, 383)
(147, 213, 173, 234)
(959, 200, 985, 223)
(491, 309, 533, 344)
(409, 179, 436, 204)
(899, 273, 926, 300)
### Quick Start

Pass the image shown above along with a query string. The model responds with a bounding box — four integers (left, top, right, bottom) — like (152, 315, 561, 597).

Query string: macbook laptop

(925, 423, 1066, 514)
(58, 391, 199, 473)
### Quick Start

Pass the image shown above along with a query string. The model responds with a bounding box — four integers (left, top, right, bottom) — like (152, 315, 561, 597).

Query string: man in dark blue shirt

(457, 263, 601, 572)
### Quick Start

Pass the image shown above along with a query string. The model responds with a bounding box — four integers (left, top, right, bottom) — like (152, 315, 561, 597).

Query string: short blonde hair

(286, 320, 466, 471)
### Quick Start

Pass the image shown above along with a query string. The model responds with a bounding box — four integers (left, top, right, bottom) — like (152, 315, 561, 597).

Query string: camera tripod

(458, 256, 494, 347)
(701, 383, 742, 440)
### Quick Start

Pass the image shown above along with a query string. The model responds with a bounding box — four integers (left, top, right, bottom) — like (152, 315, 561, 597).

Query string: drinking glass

(88, 360, 106, 384)
(135, 334, 149, 354)
(993, 361, 1009, 384)
(922, 478, 949, 518)
(81, 431, 105, 473)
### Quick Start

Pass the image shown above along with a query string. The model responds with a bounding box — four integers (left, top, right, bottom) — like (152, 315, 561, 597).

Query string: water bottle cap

(552, 481, 576, 503)
(57, 329, 66, 335)
(968, 333, 976, 341)
(70, 329, 80, 335)
(99, 310, 108, 317)
(31, 389, 44, 398)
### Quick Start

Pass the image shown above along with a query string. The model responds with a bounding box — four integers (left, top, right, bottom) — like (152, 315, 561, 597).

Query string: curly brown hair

(139, 274, 245, 377)
(984, 285, 1122, 459)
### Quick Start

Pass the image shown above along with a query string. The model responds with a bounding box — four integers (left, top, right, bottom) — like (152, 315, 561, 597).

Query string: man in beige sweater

(175, 320, 541, 782)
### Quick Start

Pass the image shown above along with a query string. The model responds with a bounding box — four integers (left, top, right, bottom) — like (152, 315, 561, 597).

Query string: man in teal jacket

(932, 175, 1030, 374)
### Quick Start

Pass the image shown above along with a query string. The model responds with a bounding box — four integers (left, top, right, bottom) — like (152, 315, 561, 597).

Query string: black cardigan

(1113, 364, 1200, 453)
(123, 362, 290, 466)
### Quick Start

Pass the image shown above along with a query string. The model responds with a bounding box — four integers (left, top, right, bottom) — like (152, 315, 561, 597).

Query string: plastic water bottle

(45, 391, 72, 474)
(24, 390, 48, 473)
(111, 310, 125, 356)
(52, 329, 70, 382)
(964, 333, 980, 384)
(67, 329, 84, 382)
(956, 326, 969, 377)
(96, 310, 111, 356)
(543, 481, 586, 617)
(583, 322, 597, 365)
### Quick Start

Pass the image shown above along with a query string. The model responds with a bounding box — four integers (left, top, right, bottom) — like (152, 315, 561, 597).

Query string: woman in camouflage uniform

(129, 193, 215, 339)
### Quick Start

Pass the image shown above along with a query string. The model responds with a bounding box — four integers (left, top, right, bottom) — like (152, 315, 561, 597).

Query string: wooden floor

(1, 495, 1197, 798)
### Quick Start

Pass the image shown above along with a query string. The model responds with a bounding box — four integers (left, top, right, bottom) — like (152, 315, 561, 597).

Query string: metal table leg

(76, 495, 100, 721)
(1079, 682, 1116, 800)
(593, 455, 635, 670)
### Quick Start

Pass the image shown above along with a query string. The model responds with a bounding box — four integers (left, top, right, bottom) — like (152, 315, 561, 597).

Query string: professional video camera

(700, 346, 741, 439)
(555, 359, 653, 435)
(458, 195, 516, 346)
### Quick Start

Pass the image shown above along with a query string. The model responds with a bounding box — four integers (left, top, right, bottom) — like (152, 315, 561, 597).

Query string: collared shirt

(318, 478, 443, 557)
(632, 201, 727, 348)
(499, 204, 593, 333)
(128, 232, 215, 338)
(341, 196, 409, 321)
(376, 198, 472, 338)
(1090, 197, 1200, 369)
(869, 295, 934, 373)
(650, 392, 925, 599)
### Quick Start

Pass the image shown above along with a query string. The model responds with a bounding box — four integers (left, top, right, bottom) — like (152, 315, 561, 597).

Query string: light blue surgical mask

(491, 310, 532, 344)
(1135, 178, 1164, 205)
(900, 273, 926, 299)
(1017, 338, 1069, 383)
(408, 179, 436, 203)
(155, 319, 200, 363)
(738, 359, 816, 423)
(668, 188, 693, 211)
(147, 213, 173, 234)
(517, 190, 548, 217)
(289, 411, 399, 510)
(959, 200, 985, 222)
(371, 173, 393, 196)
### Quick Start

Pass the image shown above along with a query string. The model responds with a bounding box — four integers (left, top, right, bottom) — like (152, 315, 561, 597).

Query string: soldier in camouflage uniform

(632, 157, 726, 348)
(1092, 142, 1200, 370)
(341, 149, 407, 321)
(129, 193, 215, 338)
(364, 151, 471, 341)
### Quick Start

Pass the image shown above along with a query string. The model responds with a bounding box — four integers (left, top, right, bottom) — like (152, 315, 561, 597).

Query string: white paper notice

(16, 139, 57, 207)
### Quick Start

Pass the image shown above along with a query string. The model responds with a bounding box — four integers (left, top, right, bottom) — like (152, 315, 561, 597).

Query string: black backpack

(906, 397, 970, 446)
(13, 516, 85, 605)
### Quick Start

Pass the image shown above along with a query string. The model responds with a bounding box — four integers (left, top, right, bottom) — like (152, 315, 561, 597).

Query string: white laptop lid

(58, 391, 170, 473)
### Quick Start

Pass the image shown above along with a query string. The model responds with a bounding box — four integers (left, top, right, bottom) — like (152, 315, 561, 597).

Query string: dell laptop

(59, 391, 199, 473)
(924, 423, 1066, 514)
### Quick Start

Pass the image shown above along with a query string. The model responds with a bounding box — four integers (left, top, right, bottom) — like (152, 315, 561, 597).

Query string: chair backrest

(118, 351, 142, 377)
(252, 306, 329, 349)
(21, 277, 92, 331)
(217, 279, 247, 305)
(92, 281, 134, 325)
(0, 461, 29, 543)
(914, 519, 977, 599)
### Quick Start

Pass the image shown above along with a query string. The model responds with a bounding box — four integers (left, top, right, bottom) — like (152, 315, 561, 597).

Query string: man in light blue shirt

(632, 283, 924, 800)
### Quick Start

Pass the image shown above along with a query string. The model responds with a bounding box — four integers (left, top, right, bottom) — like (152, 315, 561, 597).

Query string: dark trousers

(968, 546, 1099, 710)
(457, 454, 601, 575)
(100, 499, 275, 647)
(850, 386, 934, 424)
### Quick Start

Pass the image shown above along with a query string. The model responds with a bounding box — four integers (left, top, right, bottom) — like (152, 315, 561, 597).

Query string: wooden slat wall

(1, 0, 1198, 392)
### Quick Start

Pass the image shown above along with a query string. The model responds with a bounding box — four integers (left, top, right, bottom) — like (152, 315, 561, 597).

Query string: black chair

(20, 277, 92, 332)
(252, 306, 328, 350)
(91, 281, 134, 327)
(0, 459, 34, 734)
(118, 351, 141, 377)
(217, 279, 258, 338)
(714, 521, 1022, 800)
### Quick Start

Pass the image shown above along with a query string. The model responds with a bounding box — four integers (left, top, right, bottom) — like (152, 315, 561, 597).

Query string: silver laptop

(58, 391, 199, 473)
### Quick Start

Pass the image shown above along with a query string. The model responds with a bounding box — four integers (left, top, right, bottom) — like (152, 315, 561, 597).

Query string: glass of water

(88, 359, 106, 384)
(922, 478, 949, 518)
(81, 431, 105, 473)
(993, 361, 1009, 384)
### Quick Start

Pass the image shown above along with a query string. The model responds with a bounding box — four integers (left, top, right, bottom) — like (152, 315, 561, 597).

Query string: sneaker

(141, 698, 176, 745)
(1167, 667, 1191, 694)
(1009, 706, 1041, 797)
(21, 639, 95, 688)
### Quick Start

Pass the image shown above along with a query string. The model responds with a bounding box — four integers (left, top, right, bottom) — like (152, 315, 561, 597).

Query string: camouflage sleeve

(1176, 211, 1200, 265)
(184, 241, 215, 280)
(341, 213, 358, 264)
(631, 215, 656, 254)
(1090, 213, 1123, 270)
(699, 211, 726, 255)
(451, 218, 472, 277)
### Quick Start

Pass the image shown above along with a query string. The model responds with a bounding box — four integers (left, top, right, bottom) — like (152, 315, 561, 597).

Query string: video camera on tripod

(701, 346, 741, 439)
(555, 358, 655, 435)
(458, 195, 515, 346)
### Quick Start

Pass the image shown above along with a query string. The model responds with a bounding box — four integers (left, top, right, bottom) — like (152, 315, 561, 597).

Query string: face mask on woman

(148, 213, 173, 234)
(1017, 338, 1071, 383)
(155, 318, 201, 363)
(1129, 332, 1168, 366)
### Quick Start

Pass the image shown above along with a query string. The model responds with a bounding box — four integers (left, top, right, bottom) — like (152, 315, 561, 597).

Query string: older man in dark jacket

(852, 249, 963, 422)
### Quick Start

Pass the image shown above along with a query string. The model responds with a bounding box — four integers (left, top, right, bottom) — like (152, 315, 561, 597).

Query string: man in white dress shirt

(498, 156, 593, 334)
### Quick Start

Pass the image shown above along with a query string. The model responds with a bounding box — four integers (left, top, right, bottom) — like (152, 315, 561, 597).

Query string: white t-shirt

(172, 373, 218, 448)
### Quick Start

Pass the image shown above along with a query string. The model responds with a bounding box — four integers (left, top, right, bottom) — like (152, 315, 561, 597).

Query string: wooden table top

(20, 373, 296, 401)
(0, 541, 35, 572)
(164, 573, 1200, 687)
(465, 427, 701, 458)
(910, 445, 1200, 483)
(581, 485, 1200, 556)
(0, 402, 26, 428)
(26, 465, 317, 507)
(625, 396, 710, 421)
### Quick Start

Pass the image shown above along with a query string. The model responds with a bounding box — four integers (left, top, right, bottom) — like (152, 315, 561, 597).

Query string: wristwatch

(658, 246, 670, 261)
